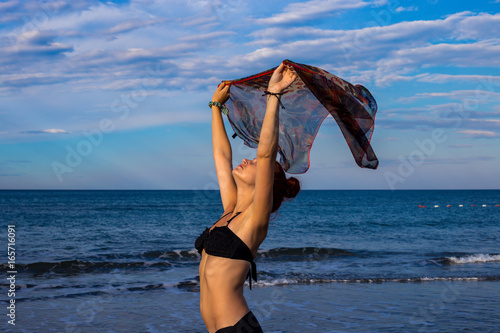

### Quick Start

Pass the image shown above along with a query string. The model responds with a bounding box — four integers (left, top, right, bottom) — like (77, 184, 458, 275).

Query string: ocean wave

(1, 247, 357, 277)
(110, 247, 356, 261)
(6, 283, 175, 303)
(98, 249, 201, 260)
(0, 259, 172, 276)
(144, 247, 356, 260)
(172, 272, 500, 292)
(141, 249, 200, 259)
(171, 275, 500, 290)
(6, 274, 499, 302)
(254, 275, 500, 287)
(434, 254, 500, 265)
(257, 247, 355, 258)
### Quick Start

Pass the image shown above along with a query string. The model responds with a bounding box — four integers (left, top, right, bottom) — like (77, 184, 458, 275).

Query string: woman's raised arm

(251, 63, 297, 229)
(211, 83, 237, 211)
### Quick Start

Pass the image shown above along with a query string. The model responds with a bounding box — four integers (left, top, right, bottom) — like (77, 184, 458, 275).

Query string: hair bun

(285, 177, 300, 198)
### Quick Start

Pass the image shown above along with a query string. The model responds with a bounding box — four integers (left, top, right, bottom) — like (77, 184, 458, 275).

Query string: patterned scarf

(224, 59, 379, 174)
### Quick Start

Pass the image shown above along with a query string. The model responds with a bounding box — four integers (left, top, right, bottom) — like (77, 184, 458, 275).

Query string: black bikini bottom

(215, 311, 263, 333)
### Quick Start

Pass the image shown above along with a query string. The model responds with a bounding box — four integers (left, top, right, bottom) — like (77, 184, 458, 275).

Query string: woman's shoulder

(241, 206, 270, 232)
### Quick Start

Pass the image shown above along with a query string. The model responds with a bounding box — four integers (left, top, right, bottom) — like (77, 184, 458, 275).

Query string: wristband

(208, 101, 229, 115)
(263, 90, 286, 109)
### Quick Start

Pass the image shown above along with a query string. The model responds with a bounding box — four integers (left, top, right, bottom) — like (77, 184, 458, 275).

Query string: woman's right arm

(211, 83, 237, 211)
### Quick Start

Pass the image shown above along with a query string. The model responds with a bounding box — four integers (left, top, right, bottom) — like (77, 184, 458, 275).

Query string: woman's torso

(198, 210, 261, 332)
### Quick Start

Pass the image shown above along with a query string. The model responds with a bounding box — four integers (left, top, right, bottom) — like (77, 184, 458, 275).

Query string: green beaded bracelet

(208, 101, 229, 115)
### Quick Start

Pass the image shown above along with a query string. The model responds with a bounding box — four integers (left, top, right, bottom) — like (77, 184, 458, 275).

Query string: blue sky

(1, 0, 499, 189)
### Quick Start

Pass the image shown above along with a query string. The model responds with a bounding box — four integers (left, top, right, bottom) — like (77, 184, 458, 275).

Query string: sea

(1, 190, 499, 333)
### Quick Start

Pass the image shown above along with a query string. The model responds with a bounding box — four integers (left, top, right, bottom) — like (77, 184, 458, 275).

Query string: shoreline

(4, 280, 499, 333)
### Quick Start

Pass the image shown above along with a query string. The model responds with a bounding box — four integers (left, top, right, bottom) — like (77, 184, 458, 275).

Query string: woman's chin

(232, 169, 245, 182)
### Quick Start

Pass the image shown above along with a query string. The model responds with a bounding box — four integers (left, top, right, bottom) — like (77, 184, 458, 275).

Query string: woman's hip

(215, 311, 263, 333)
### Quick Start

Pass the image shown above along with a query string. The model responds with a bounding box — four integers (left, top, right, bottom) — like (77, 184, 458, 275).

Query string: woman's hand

(267, 62, 297, 93)
(212, 82, 230, 104)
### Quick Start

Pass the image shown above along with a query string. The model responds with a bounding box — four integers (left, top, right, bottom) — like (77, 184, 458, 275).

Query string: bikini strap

(248, 261, 257, 290)
(226, 211, 242, 226)
(211, 211, 233, 227)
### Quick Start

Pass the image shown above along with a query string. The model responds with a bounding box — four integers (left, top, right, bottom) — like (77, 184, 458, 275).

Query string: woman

(195, 63, 301, 333)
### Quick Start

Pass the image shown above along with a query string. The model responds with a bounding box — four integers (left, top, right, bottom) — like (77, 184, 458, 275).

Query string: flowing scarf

(224, 59, 378, 174)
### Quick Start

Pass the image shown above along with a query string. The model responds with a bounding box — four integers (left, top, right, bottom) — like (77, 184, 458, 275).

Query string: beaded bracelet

(208, 101, 229, 115)
(263, 90, 286, 109)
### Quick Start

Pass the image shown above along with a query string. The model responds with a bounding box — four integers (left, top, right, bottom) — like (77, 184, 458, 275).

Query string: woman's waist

(201, 254, 250, 287)
(200, 291, 250, 332)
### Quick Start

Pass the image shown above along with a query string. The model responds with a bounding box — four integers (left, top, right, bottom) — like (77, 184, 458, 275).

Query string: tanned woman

(195, 63, 301, 333)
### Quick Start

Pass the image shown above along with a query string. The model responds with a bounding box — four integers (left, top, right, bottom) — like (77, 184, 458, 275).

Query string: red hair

(271, 161, 301, 213)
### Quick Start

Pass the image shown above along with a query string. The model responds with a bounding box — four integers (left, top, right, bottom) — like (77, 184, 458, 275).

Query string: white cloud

(457, 130, 500, 138)
(3, 3, 499, 92)
(0, 72, 88, 87)
(105, 18, 167, 35)
(380, 39, 500, 70)
(415, 73, 500, 84)
(178, 31, 236, 42)
(453, 12, 500, 40)
(2, 2, 500, 138)
(249, 26, 344, 45)
(3, 3, 499, 94)
(19, 129, 70, 134)
(398, 90, 500, 103)
(43, 129, 69, 134)
(395, 6, 418, 12)
(378, 100, 500, 133)
(244, 12, 500, 85)
(40, 3, 132, 32)
(0, 1, 20, 11)
(5, 39, 73, 57)
(255, 0, 370, 25)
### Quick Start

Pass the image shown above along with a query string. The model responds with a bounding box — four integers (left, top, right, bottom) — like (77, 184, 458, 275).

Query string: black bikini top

(195, 211, 257, 289)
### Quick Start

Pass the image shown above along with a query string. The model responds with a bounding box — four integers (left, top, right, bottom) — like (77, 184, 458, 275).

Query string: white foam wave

(247, 276, 498, 287)
(446, 254, 500, 264)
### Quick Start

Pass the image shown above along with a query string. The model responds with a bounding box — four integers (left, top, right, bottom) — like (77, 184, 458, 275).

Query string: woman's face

(233, 158, 257, 186)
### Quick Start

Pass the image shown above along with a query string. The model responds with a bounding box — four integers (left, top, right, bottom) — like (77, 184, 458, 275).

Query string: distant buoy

(419, 204, 496, 208)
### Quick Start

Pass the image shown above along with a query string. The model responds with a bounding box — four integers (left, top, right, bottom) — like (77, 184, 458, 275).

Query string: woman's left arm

(251, 63, 297, 232)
